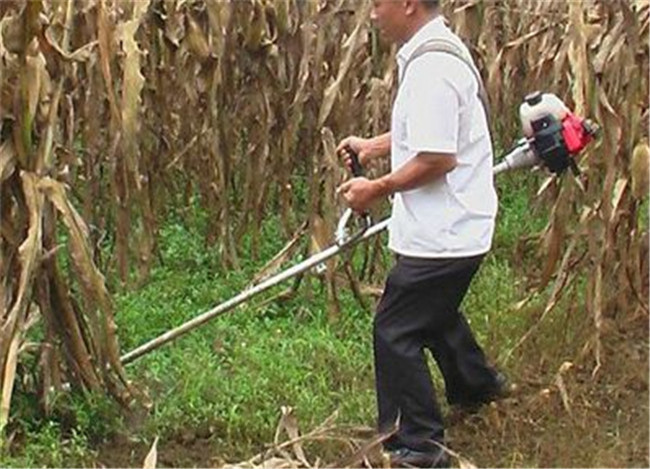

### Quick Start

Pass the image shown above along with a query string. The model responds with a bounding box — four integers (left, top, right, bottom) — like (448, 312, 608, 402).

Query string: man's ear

(403, 0, 417, 16)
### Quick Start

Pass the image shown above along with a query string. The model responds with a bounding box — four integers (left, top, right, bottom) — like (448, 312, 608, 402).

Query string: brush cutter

(120, 92, 599, 365)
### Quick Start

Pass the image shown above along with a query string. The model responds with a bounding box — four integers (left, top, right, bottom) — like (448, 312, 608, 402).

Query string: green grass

(2, 171, 550, 467)
(1, 422, 93, 468)
(493, 171, 549, 253)
(115, 218, 378, 458)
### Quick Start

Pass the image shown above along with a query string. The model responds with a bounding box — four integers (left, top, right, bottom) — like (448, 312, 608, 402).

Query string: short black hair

(421, 0, 440, 10)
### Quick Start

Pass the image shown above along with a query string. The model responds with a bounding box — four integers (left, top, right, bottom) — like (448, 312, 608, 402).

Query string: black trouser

(374, 254, 499, 453)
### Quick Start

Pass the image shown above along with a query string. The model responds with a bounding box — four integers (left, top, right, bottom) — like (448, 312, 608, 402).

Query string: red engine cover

(562, 113, 593, 154)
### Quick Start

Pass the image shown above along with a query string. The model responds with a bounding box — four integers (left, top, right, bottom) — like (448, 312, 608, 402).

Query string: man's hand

(338, 151, 457, 213)
(336, 133, 391, 171)
(337, 177, 387, 213)
(337, 136, 374, 171)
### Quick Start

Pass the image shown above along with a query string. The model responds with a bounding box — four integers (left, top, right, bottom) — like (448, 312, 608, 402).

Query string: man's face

(371, 0, 410, 45)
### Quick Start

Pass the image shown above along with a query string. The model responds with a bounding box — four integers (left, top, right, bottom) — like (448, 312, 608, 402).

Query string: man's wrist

(365, 139, 380, 161)
(374, 175, 395, 198)
(368, 133, 391, 160)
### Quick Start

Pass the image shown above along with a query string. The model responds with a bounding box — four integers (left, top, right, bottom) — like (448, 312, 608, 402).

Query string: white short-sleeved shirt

(388, 16, 498, 258)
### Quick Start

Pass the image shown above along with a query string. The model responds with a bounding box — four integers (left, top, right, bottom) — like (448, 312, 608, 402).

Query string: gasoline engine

(494, 91, 599, 175)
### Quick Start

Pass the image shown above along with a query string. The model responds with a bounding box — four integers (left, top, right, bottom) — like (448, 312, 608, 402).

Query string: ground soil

(97, 433, 217, 468)
(96, 312, 649, 468)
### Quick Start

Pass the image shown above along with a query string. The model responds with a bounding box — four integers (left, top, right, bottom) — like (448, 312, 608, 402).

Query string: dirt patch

(447, 313, 650, 468)
(97, 432, 219, 468)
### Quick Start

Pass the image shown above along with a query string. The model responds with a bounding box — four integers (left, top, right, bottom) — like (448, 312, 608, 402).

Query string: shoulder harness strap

(403, 38, 490, 121)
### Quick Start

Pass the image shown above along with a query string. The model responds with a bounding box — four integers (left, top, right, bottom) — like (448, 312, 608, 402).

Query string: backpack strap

(402, 38, 490, 121)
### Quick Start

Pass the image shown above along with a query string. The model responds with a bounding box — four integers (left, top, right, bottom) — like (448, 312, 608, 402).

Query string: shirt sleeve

(404, 56, 461, 155)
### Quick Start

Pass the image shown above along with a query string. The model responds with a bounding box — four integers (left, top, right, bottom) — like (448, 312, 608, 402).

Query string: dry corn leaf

(610, 177, 628, 222)
(274, 406, 309, 467)
(320, 127, 341, 235)
(132, 0, 150, 20)
(38, 178, 129, 387)
(2, 172, 43, 335)
(120, 17, 146, 192)
(630, 140, 650, 199)
(0, 13, 24, 55)
(23, 52, 47, 133)
(335, 429, 394, 468)
(309, 215, 330, 255)
(0, 334, 21, 434)
(592, 263, 603, 378)
(35, 82, 61, 174)
(97, 0, 121, 125)
(163, 0, 186, 47)
(142, 436, 159, 469)
(243, 0, 269, 51)
(0, 172, 43, 431)
(186, 14, 211, 61)
(568, 1, 589, 116)
(273, 0, 292, 36)
(23, 0, 44, 50)
(458, 456, 479, 469)
(261, 457, 299, 469)
(249, 223, 306, 286)
(453, 1, 480, 44)
(554, 361, 574, 415)
(317, 1, 370, 126)
(538, 215, 564, 289)
(503, 25, 552, 50)
(206, 0, 232, 55)
(43, 25, 98, 62)
(486, 49, 504, 105)
(0, 141, 16, 183)
(592, 13, 625, 74)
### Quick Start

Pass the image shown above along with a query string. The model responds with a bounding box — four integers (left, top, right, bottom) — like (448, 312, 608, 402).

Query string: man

(337, 1, 508, 467)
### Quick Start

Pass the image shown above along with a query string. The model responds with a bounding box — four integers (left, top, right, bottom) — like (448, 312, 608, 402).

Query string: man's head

(371, 0, 440, 45)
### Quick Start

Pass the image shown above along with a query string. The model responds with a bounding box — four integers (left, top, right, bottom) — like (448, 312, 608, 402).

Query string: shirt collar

(397, 15, 446, 66)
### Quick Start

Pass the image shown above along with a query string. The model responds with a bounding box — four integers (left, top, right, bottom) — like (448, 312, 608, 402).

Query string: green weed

(5, 174, 546, 466)
(1, 421, 95, 468)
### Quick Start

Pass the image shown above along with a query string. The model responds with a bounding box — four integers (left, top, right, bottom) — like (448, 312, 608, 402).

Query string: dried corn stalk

(0, 0, 136, 438)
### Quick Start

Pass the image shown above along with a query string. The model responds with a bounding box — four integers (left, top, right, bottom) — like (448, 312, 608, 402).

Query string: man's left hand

(337, 177, 382, 213)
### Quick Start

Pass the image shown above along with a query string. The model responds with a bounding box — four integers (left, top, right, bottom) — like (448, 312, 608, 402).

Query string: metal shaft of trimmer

(492, 139, 539, 175)
(120, 219, 390, 365)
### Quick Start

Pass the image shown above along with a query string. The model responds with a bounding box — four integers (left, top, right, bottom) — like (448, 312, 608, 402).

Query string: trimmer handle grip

(336, 146, 371, 246)
(344, 145, 364, 177)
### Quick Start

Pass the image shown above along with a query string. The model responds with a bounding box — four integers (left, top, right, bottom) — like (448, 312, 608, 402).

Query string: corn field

(0, 0, 648, 446)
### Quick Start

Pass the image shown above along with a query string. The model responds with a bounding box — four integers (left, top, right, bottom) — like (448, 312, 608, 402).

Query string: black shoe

(483, 371, 513, 402)
(388, 447, 450, 468)
(449, 372, 514, 410)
